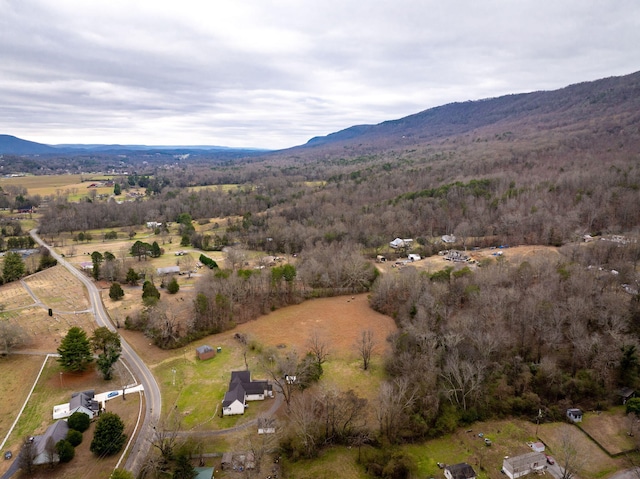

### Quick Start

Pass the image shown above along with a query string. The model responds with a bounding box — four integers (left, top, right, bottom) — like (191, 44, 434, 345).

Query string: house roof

(70, 390, 99, 411)
(230, 370, 251, 384)
(222, 383, 245, 407)
(157, 266, 180, 275)
(504, 452, 546, 470)
(618, 387, 635, 398)
(243, 380, 271, 395)
(446, 463, 476, 479)
(35, 420, 69, 457)
(567, 408, 583, 415)
(194, 467, 214, 479)
(196, 345, 214, 354)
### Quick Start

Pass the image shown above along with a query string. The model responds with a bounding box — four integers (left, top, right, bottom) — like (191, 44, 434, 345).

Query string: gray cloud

(1, 0, 638, 149)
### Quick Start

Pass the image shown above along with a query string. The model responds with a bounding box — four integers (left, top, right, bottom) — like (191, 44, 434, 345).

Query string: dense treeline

(125, 242, 378, 348)
(38, 148, 640, 255)
(368, 246, 639, 443)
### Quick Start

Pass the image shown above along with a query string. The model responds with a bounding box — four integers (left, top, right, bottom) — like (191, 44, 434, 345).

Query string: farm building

(196, 345, 216, 361)
(567, 408, 583, 422)
(502, 452, 546, 479)
(444, 463, 476, 479)
(33, 420, 69, 465)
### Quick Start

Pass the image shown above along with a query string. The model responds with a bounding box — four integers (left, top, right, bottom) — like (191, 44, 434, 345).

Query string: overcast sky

(1, 1, 639, 149)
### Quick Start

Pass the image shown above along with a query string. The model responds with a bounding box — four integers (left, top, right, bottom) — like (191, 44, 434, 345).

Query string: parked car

(4, 451, 12, 460)
(546, 455, 554, 465)
(107, 391, 119, 398)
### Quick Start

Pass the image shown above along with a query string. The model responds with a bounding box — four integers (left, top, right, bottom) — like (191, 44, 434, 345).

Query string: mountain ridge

(2, 69, 639, 156)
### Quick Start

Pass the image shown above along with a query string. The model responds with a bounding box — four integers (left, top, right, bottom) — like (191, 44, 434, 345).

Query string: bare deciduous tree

(260, 349, 303, 411)
(355, 330, 375, 371)
(557, 427, 585, 479)
(0, 321, 29, 355)
(376, 377, 418, 443)
(306, 330, 330, 369)
(18, 437, 37, 476)
(439, 351, 485, 411)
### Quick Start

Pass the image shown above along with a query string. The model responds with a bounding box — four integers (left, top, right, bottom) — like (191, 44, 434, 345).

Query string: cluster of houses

(222, 370, 273, 416)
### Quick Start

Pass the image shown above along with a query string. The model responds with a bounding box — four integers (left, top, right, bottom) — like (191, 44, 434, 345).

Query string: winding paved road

(30, 230, 161, 477)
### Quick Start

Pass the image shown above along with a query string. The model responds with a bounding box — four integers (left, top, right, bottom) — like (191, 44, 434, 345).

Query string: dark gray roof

(35, 420, 69, 456)
(196, 345, 214, 354)
(230, 370, 251, 384)
(222, 383, 245, 407)
(70, 390, 99, 411)
(243, 380, 271, 395)
(446, 463, 476, 479)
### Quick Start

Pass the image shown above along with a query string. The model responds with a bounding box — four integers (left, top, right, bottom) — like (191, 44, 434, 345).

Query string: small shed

(221, 452, 233, 470)
(618, 387, 636, 405)
(196, 345, 216, 361)
(444, 463, 476, 479)
(567, 408, 583, 423)
(529, 441, 545, 453)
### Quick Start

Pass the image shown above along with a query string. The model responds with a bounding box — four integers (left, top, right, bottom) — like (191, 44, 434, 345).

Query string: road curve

(30, 229, 161, 476)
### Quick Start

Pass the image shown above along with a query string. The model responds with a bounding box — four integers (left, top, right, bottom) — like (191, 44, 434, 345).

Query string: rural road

(30, 230, 161, 477)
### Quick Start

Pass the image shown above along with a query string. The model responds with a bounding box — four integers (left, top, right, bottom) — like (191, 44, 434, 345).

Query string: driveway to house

(608, 468, 640, 479)
(30, 230, 161, 477)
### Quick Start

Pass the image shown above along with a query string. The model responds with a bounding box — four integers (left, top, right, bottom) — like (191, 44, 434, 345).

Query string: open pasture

(0, 174, 114, 198)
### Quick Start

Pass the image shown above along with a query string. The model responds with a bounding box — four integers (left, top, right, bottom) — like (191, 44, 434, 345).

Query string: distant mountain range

(2, 69, 639, 157)
(0, 135, 269, 156)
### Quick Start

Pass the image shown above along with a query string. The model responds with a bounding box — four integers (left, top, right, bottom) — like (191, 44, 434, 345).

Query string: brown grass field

(578, 408, 637, 455)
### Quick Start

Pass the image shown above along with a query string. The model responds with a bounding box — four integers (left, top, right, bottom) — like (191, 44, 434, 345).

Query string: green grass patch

(284, 446, 367, 479)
